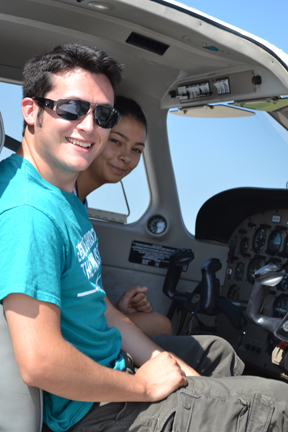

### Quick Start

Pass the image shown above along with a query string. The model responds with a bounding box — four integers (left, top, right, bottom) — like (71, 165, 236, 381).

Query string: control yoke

(162, 248, 194, 303)
(200, 258, 221, 314)
(162, 251, 245, 331)
(246, 264, 288, 342)
(200, 258, 246, 330)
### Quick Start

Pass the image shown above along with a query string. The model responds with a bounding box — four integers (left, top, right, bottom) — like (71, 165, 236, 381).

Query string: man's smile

(66, 137, 94, 149)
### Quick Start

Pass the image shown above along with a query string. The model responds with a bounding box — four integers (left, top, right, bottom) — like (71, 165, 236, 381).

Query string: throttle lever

(246, 264, 285, 335)
(162, 248, 194, 301)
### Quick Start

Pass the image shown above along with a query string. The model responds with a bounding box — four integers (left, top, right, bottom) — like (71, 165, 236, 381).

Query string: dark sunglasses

(33, 97, 121, 129)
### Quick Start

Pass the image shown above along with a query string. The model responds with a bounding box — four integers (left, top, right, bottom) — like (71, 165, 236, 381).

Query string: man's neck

(18, 137, 78, 193)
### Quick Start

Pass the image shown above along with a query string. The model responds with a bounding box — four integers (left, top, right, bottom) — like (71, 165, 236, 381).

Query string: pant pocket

(173, 388, 274, 432)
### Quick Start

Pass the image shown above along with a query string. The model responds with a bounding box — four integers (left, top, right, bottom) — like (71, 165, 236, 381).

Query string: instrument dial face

(252, 228, 266, 253)
(267, 230, 282, 256)
(239, 237, 249, 256)
(247, 258, 261, 284)
(235, 262, 245, 281)
(273, 294, 288, 318)
(227, 284, 240, 301)
(147, 215, 167, 235)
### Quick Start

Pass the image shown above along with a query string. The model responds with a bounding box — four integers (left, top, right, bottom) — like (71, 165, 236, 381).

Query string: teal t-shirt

(0, 155, 125, 431)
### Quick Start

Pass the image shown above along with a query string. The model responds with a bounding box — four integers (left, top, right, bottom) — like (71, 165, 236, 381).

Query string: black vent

(4, 135, 20, 152)
(126, 32, 169, 55)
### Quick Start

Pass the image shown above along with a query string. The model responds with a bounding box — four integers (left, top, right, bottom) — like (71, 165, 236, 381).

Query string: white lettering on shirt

(76, 229, 101, 281)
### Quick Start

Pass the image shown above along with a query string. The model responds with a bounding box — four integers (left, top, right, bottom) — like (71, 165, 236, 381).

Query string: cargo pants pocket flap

(172, 388, 274, 432)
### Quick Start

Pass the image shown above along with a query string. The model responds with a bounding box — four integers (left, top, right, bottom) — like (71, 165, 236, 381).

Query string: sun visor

(230, 98, 288, 131)
(170, 104, 255, 118)
(231, 98, 288, 112)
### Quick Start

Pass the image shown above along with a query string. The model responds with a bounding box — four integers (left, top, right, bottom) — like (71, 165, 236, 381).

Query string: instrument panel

(218, 208, 288, 379)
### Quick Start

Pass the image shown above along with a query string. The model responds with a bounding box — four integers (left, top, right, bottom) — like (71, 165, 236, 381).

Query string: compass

(147, 215, 167, 235)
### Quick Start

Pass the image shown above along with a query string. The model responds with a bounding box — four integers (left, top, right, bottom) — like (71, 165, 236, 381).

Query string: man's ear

(21, 98, 37, 127)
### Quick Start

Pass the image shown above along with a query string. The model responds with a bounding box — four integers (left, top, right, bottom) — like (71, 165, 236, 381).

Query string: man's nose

(77, 108, 96, 132)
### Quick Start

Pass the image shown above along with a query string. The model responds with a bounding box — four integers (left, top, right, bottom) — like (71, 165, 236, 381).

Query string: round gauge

(235, 262, 245, 281)
(273, 294, 288, 318)
(247, 258, 261, 284)
(267, 230, 282, 256)
(227, 284, 240, 301)
(239, 237, 249, 257)
(279, 265, 288, 292)
(147, 215, 167, 235)
(252, 228, 266, 253)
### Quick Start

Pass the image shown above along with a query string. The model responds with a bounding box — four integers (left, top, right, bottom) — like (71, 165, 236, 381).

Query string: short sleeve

(0, 205, 65, 307)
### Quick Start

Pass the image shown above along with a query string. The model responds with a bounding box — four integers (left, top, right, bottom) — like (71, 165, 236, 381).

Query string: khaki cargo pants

(62, 375, 288, 432)
(43, 335, 288, 431)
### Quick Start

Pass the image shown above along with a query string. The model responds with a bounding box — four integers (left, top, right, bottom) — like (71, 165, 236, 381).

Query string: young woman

(76, 96, 173, 337)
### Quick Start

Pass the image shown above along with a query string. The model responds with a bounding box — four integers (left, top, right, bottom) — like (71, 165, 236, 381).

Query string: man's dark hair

(114, 96, 147, 132)
(22, 43, 122, 133)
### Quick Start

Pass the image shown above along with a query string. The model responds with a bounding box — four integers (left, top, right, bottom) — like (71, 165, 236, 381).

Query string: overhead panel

(162, 70, 258, 109)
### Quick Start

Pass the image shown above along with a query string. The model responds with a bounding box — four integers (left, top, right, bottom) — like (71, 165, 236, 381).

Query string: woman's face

(88, 115, 146, 184)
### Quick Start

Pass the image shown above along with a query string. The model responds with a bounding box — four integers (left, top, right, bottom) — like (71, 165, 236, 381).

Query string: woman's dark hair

(114, 96, 147, 132)
(22, 43, 122, 133)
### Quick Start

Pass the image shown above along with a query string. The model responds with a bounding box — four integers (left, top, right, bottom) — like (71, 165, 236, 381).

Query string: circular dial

(267, 230, 282, 256)
(247, 258, 261, 284)
(235, 262, 245, 281)
(239, 237, 249, 257)
(273, 294, 288, 318)
(147, 215, 167, 234)
(252, 227, 266, 253)
(227, 284, 240, 301)
(278, 265, 288, 292)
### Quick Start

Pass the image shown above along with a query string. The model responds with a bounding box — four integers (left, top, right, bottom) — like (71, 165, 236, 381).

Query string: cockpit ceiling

(0, 0, 288, 106)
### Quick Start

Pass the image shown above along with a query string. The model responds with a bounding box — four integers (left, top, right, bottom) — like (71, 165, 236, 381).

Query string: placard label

(129, 241, 177, 269)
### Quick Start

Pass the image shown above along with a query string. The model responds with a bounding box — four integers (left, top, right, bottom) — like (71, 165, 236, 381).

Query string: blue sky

(1, 0, 288, 233)
(167, 0, 288, 233)
(179, 0, 288, 54)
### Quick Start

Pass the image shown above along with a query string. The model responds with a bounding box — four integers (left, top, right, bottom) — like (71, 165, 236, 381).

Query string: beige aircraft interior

(1, 1, 288, 430)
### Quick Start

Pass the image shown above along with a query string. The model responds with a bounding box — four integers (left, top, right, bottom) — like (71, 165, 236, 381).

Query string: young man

(1, 44, 288, 432)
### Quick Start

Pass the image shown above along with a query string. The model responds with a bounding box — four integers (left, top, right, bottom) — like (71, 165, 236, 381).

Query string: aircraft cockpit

(1, 1, 288, 430)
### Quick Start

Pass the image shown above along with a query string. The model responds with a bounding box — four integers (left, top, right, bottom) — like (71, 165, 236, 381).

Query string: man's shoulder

(0, 155, 71, 213)
(0, 154, 91, 236)
(1, 155, 43, 211)
(0, 155, 27, 209)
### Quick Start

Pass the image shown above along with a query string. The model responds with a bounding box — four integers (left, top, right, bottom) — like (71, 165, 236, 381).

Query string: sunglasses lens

(53, 99, 120, 128)
(94, 105, 120, 129)
(56, 100, 90, 121)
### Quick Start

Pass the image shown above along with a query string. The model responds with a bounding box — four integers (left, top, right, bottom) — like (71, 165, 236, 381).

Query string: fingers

(116, 286, 153, 314)
(135, 352, 188, 402)
(130, 296, 153, 313)
(124, 286, 145, 299)
(135, 301, 153, 313)
(130, 286, 149, 296)
(166, 354, 188, 385)
(129, 289, 153, 313)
